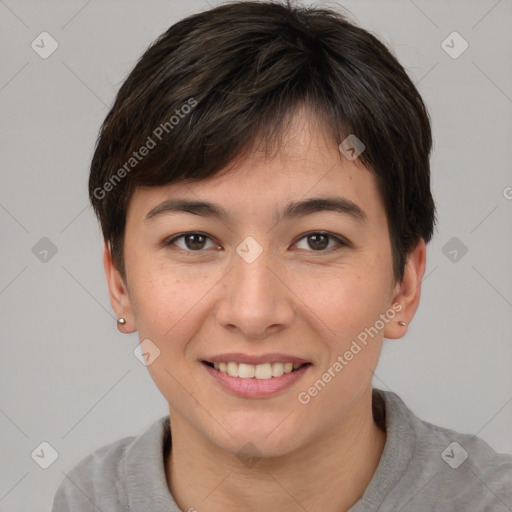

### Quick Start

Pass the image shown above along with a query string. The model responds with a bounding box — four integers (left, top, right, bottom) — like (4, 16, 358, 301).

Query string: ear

(103, 243, 136, 333)
(383, 238, 427, 339)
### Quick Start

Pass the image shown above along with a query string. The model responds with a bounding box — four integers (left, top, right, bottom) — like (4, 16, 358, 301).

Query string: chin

(207, 416, 308, 459)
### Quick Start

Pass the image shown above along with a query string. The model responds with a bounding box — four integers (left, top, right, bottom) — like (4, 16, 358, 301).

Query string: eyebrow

(144, 196, 367, 224)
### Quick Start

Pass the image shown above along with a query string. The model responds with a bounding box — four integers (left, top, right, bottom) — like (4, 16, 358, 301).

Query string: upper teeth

(212, 362, 302, 379)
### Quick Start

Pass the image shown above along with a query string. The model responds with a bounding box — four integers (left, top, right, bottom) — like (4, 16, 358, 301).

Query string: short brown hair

(89, 0, 436, 281)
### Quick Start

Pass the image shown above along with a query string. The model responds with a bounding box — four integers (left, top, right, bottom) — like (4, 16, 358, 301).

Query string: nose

(215, 247, 295, 340)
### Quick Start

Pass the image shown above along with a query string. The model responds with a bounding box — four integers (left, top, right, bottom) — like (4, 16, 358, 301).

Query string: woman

(53, 1, 512, 510)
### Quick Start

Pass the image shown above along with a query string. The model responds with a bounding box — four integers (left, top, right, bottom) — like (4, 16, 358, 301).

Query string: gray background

(1, 0, 511, 510)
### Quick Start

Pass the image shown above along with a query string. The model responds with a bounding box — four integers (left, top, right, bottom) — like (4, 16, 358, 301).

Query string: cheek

(130, 270, 207, 399)
(300, 264, 389, 334)
(294, 271, 387, 417)
(128, 256, 218, 351)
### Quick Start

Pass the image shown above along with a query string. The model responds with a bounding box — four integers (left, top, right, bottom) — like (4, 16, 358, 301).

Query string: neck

(166, 387, 386, 512)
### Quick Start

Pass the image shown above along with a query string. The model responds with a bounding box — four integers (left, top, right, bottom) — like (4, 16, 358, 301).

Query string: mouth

(202, 360, 311, 380)
(201, 356, 312, 398)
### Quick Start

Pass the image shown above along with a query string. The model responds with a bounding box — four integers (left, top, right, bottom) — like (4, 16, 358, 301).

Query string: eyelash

(163, 231, 349, 253)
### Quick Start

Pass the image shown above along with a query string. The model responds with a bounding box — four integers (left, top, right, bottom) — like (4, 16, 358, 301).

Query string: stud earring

(398, 321, 407, 326)
(117, 317, 126, 326)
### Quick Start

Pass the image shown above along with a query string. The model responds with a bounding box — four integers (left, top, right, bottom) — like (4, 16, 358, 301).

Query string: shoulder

(376, 389, 512, 510)
(51, 435, 134, 511)
(417, 417, 512, 509)
(51, 416, 170, 512)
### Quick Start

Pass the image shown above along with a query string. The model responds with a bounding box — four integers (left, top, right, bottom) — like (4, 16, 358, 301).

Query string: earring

(398, 321, 407, 326)
(117, 317, 126, 326)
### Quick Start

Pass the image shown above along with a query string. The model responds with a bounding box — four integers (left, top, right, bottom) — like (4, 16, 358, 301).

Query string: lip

(203, 353, 310, 365)
(201, 360, 312, 398)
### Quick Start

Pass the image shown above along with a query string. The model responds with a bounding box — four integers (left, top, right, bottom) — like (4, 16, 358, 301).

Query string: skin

(105, 110, 426, 511)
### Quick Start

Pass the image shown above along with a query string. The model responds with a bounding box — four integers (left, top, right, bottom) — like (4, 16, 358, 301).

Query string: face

(109, 111, 414, 457)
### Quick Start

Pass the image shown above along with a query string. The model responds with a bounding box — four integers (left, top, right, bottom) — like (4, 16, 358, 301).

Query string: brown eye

(307, 234, 329, 250)
(183, 233, 207, 250)
(165, 232, 218, 251)
(294, 232, 346, 252)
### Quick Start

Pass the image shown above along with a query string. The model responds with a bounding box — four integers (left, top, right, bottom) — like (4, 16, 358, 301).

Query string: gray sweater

(52, 389, 512, 511)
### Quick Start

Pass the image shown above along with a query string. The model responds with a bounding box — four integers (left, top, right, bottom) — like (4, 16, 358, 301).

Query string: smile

(203, 361, 308, 380)
(201, 358, 312, 398)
